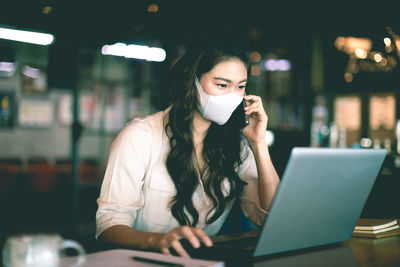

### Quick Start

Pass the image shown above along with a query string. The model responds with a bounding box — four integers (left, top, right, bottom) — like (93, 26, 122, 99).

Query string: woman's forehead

(207, 60, 247, 80)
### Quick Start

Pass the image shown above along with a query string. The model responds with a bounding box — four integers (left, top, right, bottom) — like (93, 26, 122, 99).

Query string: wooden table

(253, 236, 400, 267)
(61, 235, 400, 267)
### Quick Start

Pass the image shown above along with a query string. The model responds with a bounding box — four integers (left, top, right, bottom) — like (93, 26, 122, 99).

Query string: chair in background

(0, 158, 24, 166)
(0, 164, 19, 196)
(78, 159, 101, 184)
(0, 164, 20, 235)
(22, 161, 68, 233)
(55, 158, 72, 167)
(55, 158, 73, 184)
(26, 161, 59, 192)
(27, 158, 48, 164)
(77, 159, 103, 226)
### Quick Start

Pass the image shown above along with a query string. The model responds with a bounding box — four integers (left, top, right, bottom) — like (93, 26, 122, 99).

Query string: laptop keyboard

(169, 231, 260, 264)
(214, 236, 258, 249)
(212, 230, 259, 249)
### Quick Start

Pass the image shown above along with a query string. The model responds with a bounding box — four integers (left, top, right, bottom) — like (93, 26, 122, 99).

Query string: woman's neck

(192, 110, 211, 144)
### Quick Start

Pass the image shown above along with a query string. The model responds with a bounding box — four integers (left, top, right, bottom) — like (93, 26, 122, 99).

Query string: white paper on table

(61, 248, 225, 267)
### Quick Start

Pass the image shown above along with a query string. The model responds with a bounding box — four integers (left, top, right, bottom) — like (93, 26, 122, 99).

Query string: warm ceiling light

(354, 48, 367, 59)
(251, 65, 261, 76)
(374, 53, 382, 62)
(250, 51, 262, 62)
(395, 40, 400, 53)
(344, 72, 353, 83)
(383, 37, 391, 47)
(334, 37, 372, 54)
(42, 6, 53, 15)
(147, 4, 159, 13)
(0, 27, 54, 45)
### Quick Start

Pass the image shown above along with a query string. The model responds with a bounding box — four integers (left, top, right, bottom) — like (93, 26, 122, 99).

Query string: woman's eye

(217, 84, 227, 88)
(238, 85, 246, 90)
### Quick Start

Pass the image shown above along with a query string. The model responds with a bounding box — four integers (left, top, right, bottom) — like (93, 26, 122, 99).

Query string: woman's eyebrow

(213, 77, 247, 83)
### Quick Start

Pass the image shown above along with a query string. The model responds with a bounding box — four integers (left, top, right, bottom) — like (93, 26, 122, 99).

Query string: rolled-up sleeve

(96, 120, 152, 238)
(238, 143, 268, 227)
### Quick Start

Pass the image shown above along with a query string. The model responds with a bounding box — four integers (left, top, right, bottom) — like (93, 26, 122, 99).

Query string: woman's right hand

(155, 226, 213, 258)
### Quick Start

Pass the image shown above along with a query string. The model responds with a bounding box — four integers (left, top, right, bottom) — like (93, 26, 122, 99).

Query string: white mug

(2, 233, 86, 267)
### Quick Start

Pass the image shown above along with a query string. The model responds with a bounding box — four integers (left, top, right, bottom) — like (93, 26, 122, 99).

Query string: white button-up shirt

(96, 109, 267, 238)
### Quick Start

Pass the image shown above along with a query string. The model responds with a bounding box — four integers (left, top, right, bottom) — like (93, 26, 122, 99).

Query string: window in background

(261, 56, 304, 131)
(0, 89, 14, 128)
(0, 44, 17, 78)
(18, 98, 54, 128)
(104, 83, 126, 134)
(369, 93, 395, 151)
(22, 65, 47, 94)
(334, 95, 361, 147)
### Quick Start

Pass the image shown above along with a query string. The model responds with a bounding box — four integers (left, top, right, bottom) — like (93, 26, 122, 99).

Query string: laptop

(185, 147, 387, 263)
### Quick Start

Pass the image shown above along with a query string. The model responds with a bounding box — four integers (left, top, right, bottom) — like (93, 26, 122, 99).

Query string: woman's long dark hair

(165, 30, 250, 226)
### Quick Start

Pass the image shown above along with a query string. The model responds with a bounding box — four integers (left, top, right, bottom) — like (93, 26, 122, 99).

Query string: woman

(96, 30, 280, 258)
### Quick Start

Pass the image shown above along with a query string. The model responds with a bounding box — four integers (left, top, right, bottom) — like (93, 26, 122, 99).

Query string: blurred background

(0, 0, 399, 254)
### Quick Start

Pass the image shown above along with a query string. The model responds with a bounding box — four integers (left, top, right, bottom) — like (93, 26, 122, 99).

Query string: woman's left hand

(241, 94, 268, 144)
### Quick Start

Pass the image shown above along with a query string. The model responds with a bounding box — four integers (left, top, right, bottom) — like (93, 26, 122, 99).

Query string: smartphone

(225, 99, 249, 130)
(242, 99, 250, 125)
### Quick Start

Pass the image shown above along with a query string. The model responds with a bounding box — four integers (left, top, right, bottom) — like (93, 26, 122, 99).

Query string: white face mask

(195, 77, 243, 125)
